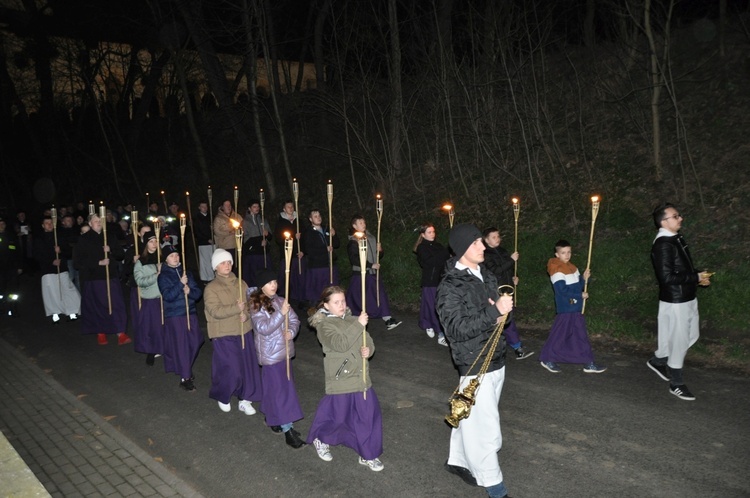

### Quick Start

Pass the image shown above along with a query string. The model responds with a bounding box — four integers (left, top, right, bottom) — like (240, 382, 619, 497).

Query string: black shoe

(270, 425, 283, 434)
(514, 348, 534, 360)
(146, 354, 155, 366)
(385, 318, 402, 330)
(669, 384, 695, 401)
(180, 378, 196, 391)
(647, 359, 670, 381)
(444, 462, 478, 487)
(284, 428, 306, 449)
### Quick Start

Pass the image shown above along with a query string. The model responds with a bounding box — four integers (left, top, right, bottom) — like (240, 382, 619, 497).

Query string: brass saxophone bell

(445, 378, 480, 428)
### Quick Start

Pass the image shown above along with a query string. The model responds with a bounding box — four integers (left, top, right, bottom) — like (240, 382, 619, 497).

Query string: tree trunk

(644, 0, 662, 180)
(387, 0, 403, 175)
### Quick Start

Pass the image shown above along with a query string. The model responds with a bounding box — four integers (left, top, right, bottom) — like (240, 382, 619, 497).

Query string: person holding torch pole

(345, 215, 401, 330)
(274, 200, 306, 304)
(249, 235, 306, 449)
(204, 247, 262, 415)
(157, 243, 203, 391)
(242, 197, 272, 288)
(35, 212, 80, 324)
(306, 283, 383, 471)
(73, 206, 129, 346)
(301, 206, 339, 307)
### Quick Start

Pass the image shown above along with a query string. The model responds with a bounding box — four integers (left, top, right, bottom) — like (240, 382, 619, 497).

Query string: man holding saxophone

(436, 223, 513, 498)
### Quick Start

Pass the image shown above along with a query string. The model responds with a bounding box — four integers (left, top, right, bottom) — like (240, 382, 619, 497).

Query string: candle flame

(284, 231, 291, 239)
(591, 195, 600, 203)
(512, 197, 519, 204)
(376, 194, 381, 199)
(180, 213, 185, 218)
(186, 191, 189, 196)
(161, 190, 164, 195)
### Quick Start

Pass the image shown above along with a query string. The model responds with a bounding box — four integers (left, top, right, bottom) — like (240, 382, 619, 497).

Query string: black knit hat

(449, 223, 482, 259)
(255, 269, 277, 290)
(161, 244, 178, 263)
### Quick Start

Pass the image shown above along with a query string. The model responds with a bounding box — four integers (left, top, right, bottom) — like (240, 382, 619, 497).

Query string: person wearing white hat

(203, 248, 262, 413)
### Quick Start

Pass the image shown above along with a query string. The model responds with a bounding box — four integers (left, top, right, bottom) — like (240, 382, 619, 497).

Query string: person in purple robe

(307, 286, 383, 472)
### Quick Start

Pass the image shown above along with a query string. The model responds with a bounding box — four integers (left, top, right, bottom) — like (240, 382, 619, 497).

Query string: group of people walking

(7, 196, 709, 498)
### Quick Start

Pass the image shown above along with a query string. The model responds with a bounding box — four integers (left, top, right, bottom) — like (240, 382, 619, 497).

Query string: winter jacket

(274, 213, 300, 257)
(308, 308, 375, 395)
(302, 226, 339, 268)
(483, 244, 515, 287)
(415, 239, 449, 287)
(547, 258, 586, 314)
(73, 229, 124, 283)
(251, 293, 299, 366)
(203, 272, 252, 338)
(133, 255, 161, 299)
(33, 231, 68, 275)
(347, 231, 381, 274)
(213, 211, 242, 250)
(436, 258, 506, 376)
(651, 231, 699, 303)
(157, 264, 202, 317)
(242, 213, 271, 256)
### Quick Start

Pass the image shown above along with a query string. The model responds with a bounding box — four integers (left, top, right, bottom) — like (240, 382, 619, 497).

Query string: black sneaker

(647, 359, 670, 381)
(385, 318, 402, 330)
(146, 354, 155, 366)
(514, 348, 534, 360)
(669, 384, 696, 401)
(180, 378, 196, 392)
(285, 428, 306, 449)
(444, 462, 478, 487)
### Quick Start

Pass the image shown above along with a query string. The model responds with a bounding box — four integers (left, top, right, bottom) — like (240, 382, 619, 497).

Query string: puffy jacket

(203, 273, 252, 338)
(308, 308, 375, 395)
(483, 244, 514, 287)
(436, 259, 506, 376)
(157, 265, 202, 317)
(213, 211, 242, 250)
(547, 258, 586, 314)
(415, 239, 449, 287)
(133, 256, 161, 299)
(251, 293, 299, 365)
(651, 233, 699, 303)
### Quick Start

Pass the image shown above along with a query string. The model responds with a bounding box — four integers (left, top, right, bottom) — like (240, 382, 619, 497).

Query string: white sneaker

(358, 456, 384, 472)
(68, 314, 78, 320)
(238, 400, 256, 415)
(437, 337, 448, 347)
(425, 328, 435, 338)
(313, 438, 333, 462)
(52, 314, 60, 323)
(217, 401, 231, 412)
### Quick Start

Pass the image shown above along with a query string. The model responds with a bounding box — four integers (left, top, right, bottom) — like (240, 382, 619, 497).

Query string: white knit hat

(211, 248, 233, 270)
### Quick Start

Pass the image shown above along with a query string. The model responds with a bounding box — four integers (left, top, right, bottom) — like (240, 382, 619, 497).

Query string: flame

(186, 191, 189, 196)
(512, 197, 519, 204)
(376, 194, 381, 199)
(591, 195, 600, 203)
(354, 231, 365, 239)
(231, 220, 240, 229)
(442, 204, 453, 211)
(284, 231, 291, 239)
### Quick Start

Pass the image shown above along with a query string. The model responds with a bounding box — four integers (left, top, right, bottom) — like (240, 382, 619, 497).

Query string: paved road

(1, 276, 748, 497)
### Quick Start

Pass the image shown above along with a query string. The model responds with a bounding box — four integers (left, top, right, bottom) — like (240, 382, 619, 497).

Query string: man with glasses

(648, 204, 711, 401)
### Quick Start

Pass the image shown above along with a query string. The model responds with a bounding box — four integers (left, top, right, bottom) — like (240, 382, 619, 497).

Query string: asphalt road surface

(1, 276, 748, 497)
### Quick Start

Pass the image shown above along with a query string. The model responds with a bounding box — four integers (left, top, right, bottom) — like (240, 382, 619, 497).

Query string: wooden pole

(51, 206, 62, 300)
(357, 232, 368, 399)
(327, 181, 334, 284)
(99, 205, 112, 314)
(260, 188, 267, 268)
(145, 192, 150, 215)
(161, 190, 168, 215)
(208, 186, 215, 251)
(233, 185, 239, 218)
(375, 195, 383, 307)
(512, 197, 520, 306)
(443, 203, 455, 229)
(283, 232, 293, 380)
(154, 219, 164, 324)
(292, 178, 302, 275)
(234, 220, 245, 349)
(180, 214, 190, 330)
(582, 195, 601, 315)
(186, 191, 199, 270)
(132, 211, 142, 309)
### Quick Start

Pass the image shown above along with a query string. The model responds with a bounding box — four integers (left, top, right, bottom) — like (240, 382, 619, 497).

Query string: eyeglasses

(663, 214, 682, 221)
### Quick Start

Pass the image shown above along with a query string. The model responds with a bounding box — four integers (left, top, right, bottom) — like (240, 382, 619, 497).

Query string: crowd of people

(0, 197, 710, 498)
